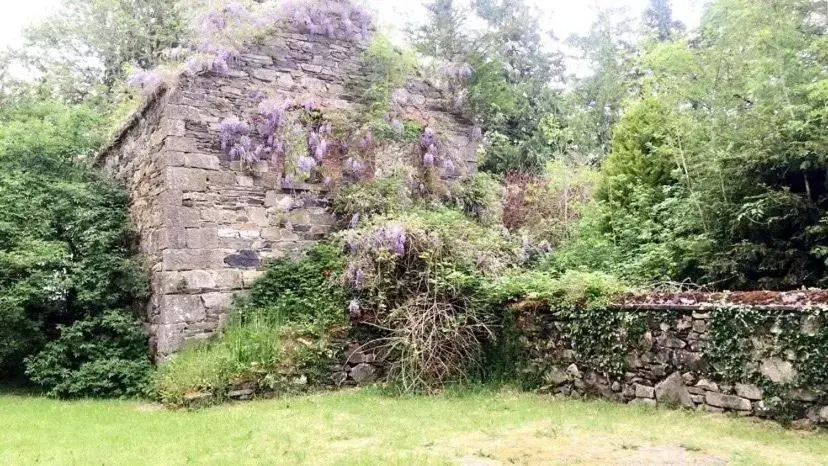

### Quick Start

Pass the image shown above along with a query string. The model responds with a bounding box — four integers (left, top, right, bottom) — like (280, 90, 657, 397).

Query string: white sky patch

(0, 0, 60, 49)
(1, 0, 703, 49)
(1, 0, 703, 81)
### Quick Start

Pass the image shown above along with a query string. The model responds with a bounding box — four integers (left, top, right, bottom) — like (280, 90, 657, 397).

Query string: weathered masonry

(518, 291, 828, 428)
(96, 31, 477, 358)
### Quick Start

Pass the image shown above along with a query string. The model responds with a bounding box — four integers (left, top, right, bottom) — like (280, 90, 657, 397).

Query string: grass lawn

(1, 388, 826, 465)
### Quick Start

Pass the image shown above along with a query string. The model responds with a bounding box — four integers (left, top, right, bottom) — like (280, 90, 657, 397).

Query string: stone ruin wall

(97, 31, 478, 359)
(526, 302, 828, 428)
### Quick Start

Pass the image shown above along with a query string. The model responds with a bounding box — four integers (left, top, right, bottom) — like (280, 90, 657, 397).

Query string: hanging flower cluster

(282, 0, 375, 42)
(417, 127, 458, 177)
(125, 70, 163, 95)
(218, 117, 256, 164)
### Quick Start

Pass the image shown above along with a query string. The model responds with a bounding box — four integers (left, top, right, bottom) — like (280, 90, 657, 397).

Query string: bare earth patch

(432, 421, 729, 465)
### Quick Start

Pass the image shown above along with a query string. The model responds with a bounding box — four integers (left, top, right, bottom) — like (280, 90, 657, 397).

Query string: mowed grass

(1, 388, 826, 465)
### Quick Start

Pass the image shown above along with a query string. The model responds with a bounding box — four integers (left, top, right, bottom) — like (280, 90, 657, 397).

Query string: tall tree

(17, 0, 185, 101)
(565, 9, 639, 162)
(643, 0, 686, 41)
(410, 0, 470, 60)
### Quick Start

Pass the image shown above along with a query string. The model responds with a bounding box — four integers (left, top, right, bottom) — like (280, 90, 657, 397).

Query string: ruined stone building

(96, 30, 478, 359)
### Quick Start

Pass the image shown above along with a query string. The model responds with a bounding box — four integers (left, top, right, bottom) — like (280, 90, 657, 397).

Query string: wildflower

(298, 156, 317, 173)
(349, 299, 361, 319)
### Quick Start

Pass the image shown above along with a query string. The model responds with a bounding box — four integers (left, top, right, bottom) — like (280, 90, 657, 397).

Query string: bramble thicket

(0, 0, 826, 423)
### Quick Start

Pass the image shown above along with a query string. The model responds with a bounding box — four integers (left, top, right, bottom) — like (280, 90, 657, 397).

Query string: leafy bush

(341, 208, 522, 391)
(332, 176, 413, 223)
(154, 243, 349, 407)
(25, 312, 152, 398)
(0, 99, 150, 397)
(502, 162, 597, 247)
(446, 172, 503, 227)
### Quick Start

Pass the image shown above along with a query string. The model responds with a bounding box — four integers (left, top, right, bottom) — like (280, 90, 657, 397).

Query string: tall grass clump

(153, 244, 349, 407)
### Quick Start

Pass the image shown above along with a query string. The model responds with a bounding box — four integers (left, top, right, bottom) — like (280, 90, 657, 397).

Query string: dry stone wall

(97, 31, 477, 359)
(525, 307, 828, 429)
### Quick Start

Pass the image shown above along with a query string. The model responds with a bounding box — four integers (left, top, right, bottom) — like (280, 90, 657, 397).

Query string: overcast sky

(0, 0, 704, 50)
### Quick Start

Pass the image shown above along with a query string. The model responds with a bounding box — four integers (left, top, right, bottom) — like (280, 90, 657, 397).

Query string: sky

(0, 0, 704, 50)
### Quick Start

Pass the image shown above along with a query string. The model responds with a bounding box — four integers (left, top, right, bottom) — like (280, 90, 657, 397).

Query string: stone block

(350, 363, 376, 384)
(247, 207, 268, 225)
(163, 136, 199, 152)
(695, 379, 719, 392)
(155, 323, 187, 356)
(634, 384, 655, 399)
(251, 68, 278, 81)
(224, 250, 261, 268)
(705, 392, 751, 411)
(262, 228, 299, 241)
(163, 249, 220, 271)
(819, 406, 828, 423)
(657, 333, 687, 349)
(242, 270, 265, 287)
(265, 191, 294, 210)
(186, 227, 219, 249)
(788, 388, 818, 402)
(760, 357, 797, 384)
(160, 294, 206, 324)
(156, 228, 187, 250)
(206, 171, 237, 186)
(735, 383, 763, 401)
(183, 153, 220, 170)
(201, 292, 234, 311)
(162, 205, 201, 228)
(154, 272, 188, 294)
(165, 167, 209, 192)
(655, 372, 694, 408)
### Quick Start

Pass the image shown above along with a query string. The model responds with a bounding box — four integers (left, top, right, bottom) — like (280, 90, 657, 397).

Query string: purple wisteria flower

(298, 156, 317, 173)
(126, 70, 163, 94)
(423, 152, 435, 167)
(359, 131, 374, 151)
(349, 299, 361, 319)
(387, 226, 406, 255)
(219, 117, 250, 153)
(443, 159, 456, 175)
(391, 119, 403, 134)
(202, 10, 226, 31)
(259, 98, 291, 133)
(315, 138, 329, 161)
(344, 157, 366, 176)
(420, 127, 436, 149)
(350, 214, 361, 229)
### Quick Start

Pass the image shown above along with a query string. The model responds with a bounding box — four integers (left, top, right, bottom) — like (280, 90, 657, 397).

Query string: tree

(565, 9, 639, 162)
(17, 0, 185, 101)
(0, 98, 149, 394)
(564, 0, 828, 289)
(410, 0, 470, 60)
(643, 0, 685, 41)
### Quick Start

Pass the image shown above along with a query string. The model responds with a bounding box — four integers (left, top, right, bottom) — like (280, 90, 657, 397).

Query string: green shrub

(446, 172, 503, 227)
(0, 99, 149, 396)
(340, 208, 522, 391)
(24, 311, 152, 398)
(331, 176, 413, 223)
